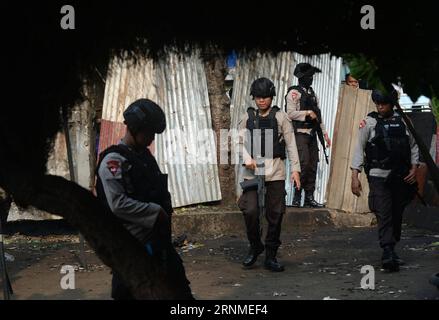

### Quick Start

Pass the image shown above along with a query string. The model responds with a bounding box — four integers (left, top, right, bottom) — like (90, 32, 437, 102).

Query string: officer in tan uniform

(238, 78, 301, 272)
(285, 63, 331, 208)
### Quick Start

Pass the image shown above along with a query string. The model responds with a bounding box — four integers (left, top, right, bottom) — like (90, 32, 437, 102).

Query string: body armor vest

(96, 144, 172, 215)
(364, 112, 411, 174)
(245, 106, 286, 159)
(285, 85, 321, 130)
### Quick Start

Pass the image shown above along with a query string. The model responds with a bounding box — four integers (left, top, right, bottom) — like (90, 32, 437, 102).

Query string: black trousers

(238, 180, 286, 249)
(295, 133, 319, 194)
(111, 210, 172, 300)
(368, 176, 416, 248)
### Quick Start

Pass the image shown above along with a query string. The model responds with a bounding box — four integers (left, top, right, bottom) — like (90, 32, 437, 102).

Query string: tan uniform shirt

(238, 107, 301, 182)
(285, 87, 327, 136)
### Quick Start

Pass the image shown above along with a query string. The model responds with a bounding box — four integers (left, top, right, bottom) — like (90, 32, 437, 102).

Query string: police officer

(0, 188, 11, 229)
(285, 63, 331, 208)
(351, 89, 419, 272)
(238, 78, 301, 272)
(96, 98, 184, 299)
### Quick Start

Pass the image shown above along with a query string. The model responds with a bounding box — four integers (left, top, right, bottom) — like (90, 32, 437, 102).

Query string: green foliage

(343, 54, 386, 92)
(431, 95, 439, 123)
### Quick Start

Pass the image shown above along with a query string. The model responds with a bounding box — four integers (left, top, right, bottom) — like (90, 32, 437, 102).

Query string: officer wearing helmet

(0, 188, 11, 228)
(351, 88, 419, 272)
(238, 77, 301, 272)
(96, 98, 180, 299)
(285, 63, 331, 208)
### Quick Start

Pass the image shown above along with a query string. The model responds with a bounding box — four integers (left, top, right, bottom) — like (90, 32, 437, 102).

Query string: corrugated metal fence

(100, 52, 222, 208)
(230, 52, 343, 205)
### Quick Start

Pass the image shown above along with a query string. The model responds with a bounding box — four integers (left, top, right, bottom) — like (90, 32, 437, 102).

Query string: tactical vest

(364, 112, 411, 174)
(96, 144, 173, 217)
(284, 85, 320, 130)
(245, 106, 286, 159)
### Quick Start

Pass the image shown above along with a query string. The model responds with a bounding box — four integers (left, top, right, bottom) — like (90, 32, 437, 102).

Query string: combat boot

(381, 245, 399, 272)
(242, 242, 264, 268)
(264, 247, 285, 272)
(304, 193, 324, 208)
(392, 249, 405, 266)
(291, 189, 302, 207)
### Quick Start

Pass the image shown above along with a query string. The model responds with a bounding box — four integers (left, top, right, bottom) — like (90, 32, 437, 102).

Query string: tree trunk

(203, 49, 236, 206)
(0, 168, 194, 300)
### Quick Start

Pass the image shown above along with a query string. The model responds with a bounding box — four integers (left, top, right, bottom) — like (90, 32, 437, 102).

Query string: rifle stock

(313, 109, 329, 165)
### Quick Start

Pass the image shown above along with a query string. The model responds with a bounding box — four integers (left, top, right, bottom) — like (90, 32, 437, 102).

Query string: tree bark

(203, 49, 237, 206)
(0, 168, 193, 300)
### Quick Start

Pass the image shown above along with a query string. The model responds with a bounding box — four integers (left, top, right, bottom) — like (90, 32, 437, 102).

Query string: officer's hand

(308, 111, 318, 120)
(351, 177, 362, 197)
(359, 119, 366, 129)
(404, 167, 417, 185)
(291, 171, 301, 190)
(245, 159, 257, 171)
(324, 133, 332, 148)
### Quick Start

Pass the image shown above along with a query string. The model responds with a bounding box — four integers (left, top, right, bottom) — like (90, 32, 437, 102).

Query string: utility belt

(293, 120, 314, 130)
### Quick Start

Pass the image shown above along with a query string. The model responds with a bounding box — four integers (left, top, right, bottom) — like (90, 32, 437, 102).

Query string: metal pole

(62, 106, 87, 270)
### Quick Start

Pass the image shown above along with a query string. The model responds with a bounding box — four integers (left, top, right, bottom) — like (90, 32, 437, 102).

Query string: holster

(240, 178, 259, 193)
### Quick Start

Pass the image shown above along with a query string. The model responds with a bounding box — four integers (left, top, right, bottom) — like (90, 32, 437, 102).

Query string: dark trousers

(111, 210, 172, 300)
(295, 133, 319, 194)
(368, 176, 416, 248)
(238, 180, 286, 249)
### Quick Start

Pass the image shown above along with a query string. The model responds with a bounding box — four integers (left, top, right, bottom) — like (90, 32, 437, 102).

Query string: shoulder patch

(107, 160, 121, 176)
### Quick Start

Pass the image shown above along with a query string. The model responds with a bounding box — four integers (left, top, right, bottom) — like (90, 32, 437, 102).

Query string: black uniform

(352, 110, 419, 270)
(96, 142, 181, 299)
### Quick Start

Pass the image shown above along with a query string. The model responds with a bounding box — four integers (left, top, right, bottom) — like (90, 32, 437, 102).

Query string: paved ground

(1, 222, 438, 300)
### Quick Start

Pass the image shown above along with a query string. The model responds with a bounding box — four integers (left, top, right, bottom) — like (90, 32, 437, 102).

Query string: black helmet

(294, 63, 321, 79)
(250, 77, 276, 98)
(123, 99, 166, 134)
(371, 88, 399, 106)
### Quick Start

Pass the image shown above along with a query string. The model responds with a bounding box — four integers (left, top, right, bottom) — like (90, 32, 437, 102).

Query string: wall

(99, 52, 222, 208)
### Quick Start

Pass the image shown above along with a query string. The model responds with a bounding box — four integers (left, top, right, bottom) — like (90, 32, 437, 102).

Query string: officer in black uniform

(96, 98, 187, 299)
(285, 63, 331, 208)
(351, 89, 419, 272)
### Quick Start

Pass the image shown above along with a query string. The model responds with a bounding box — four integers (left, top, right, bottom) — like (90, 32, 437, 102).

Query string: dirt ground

(1, 221, 438, 300)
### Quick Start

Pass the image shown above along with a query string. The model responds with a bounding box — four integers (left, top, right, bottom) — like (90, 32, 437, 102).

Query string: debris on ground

(181, 242, 204, 252)
(273, 292, 287, 297)
(5, 252, 15, 262)
(173, 234, 188, 247)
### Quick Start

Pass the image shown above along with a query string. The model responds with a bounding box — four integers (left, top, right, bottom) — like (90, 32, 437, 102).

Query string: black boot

(381, 245, 399, 272)
(392, 249, 405, 266)
(264, 247, 285, 272)
(304, 192, 324, 208)
(242, 242, 264, 268)
(291, 189, 302, 207)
